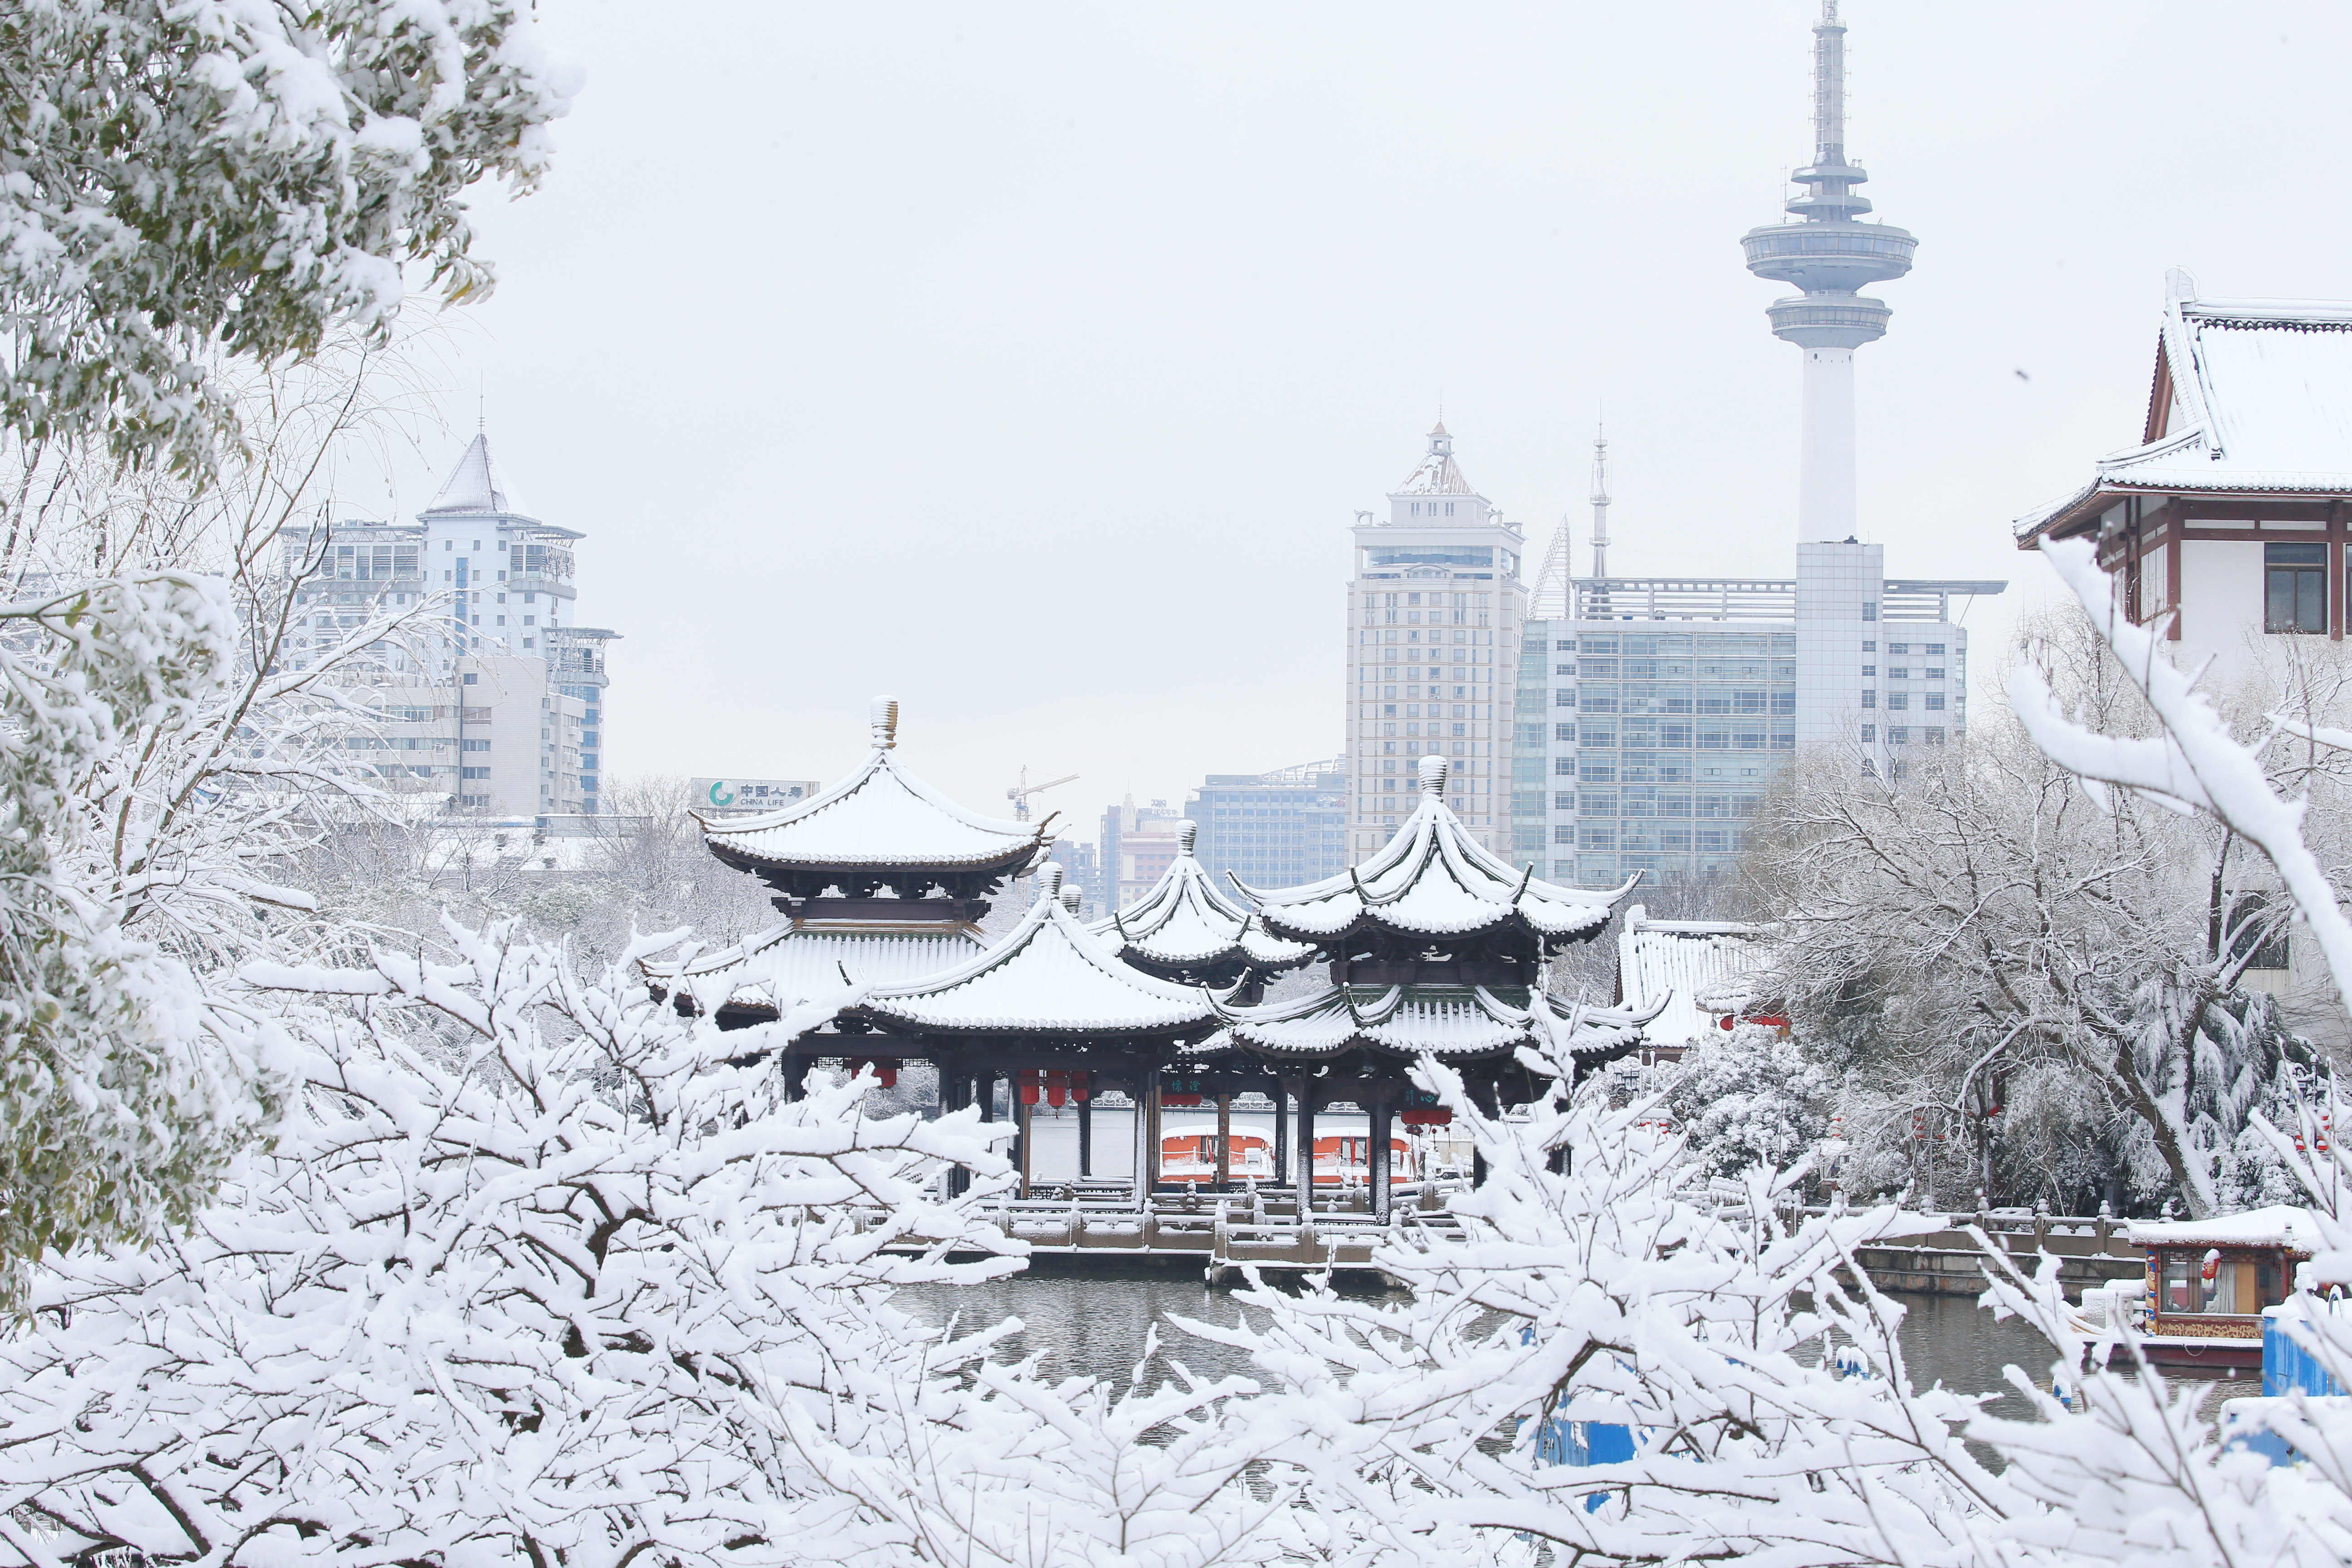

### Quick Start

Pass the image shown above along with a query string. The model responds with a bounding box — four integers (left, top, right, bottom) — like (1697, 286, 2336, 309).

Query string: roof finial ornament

(1060, 884, 1083, 915)
(1176, 819, 1198, 855)
(869, 695, 900, 750)
(1419, 755, 1448, 795)
(1039, 862, 1064, 902)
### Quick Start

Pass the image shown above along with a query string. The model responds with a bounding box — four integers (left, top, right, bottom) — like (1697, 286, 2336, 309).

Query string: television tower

(1741, 1, 1915, 539)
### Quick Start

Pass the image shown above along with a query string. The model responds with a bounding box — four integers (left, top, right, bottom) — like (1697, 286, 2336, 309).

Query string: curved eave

(703, 833, 1044, 878)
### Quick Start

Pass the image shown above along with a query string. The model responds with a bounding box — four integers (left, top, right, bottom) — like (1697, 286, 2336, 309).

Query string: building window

(1860, 724, 1875, 742)
(1888, 694, 1909, 710)
(1925, 694, 1945, 710)
(1888, 667, 1908, 680)
(1553, 757, 1575, 775)
(1555, 723, 1575, 742)
(1862, 691, 1876, 708)
(1924, 726, 1946, 744)
(1888, 727, 1910, 745)
(2266, 542, 2327, 632)
(1554, 791, 1575, 809)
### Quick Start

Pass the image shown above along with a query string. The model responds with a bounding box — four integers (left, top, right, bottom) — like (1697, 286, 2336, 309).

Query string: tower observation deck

(1740, 0, 1915, 538)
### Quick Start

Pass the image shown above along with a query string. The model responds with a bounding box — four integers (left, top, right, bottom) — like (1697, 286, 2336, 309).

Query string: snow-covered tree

(1656, 1020, 1830, 1181)
(1, 0, 580, 474)
(1745, 605, 2340, 1217)
(0, 917, 1028, 1568)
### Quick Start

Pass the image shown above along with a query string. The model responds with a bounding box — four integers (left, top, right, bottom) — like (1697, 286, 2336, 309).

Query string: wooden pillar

(1129, 1070, 1157, 1210)
(940, 1061, 971, 1200)
(1215, 1093, 1232, 1191)
(781, 1054, 804, 1103)
(1294, 1090, 1317, 1205)
(1272, 1081, 1291, 1195)
(1472, 1147, 1488, 1188)
(1369, 1100, 1393, 1224)
(1145, 1068, 1163, 1197)
(1016, 1093, 1033, 1199)
(977, 1071, 995, 1124)
(1078, 1095, 1093, 1177)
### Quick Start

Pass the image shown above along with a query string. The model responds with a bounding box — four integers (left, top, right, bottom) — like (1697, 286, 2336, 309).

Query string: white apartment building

(1344, 424, 1525, 863)
(279, 433, 617, 817)
(1517, 542, 1999, 885)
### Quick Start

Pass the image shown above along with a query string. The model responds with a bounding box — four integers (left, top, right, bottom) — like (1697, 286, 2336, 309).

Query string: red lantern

(1046, 1070, 1068, 1108)
(1071, 1070, 1091, 1104)
(1019, 1070, 1040, 1106)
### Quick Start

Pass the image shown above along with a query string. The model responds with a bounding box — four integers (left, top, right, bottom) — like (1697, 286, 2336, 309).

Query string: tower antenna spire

(1741, 0, 1916, 540)
(1588, 426, 1612, 579)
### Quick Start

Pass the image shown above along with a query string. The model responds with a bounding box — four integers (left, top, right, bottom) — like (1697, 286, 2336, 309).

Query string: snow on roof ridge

(853, 873, 1223, 1032)
(701, 727, 1040, 870)
(2182, 297, 2352, 324)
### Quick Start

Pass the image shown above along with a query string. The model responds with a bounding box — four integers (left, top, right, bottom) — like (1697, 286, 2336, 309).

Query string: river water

(898, 1246, 2258, 1441)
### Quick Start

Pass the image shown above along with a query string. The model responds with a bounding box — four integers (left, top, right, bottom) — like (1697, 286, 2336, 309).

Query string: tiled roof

(1201, 983, 1654, 1063)
(1240, 759, 1627, 943)
(848, 867, 1223, 1038)
(703, 700, 1044, 872)
(2017, 288, 2352, 540)
(1091, 820, 1315, 970)
(1616, 906, 1763, 1048)
(642, 923, 981, 1018)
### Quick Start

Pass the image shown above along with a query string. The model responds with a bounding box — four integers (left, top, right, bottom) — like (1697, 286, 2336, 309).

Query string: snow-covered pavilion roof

(702, 697, 1045, 875)
(844, 865, 1223, 1039)
(642, 922, 981, 1021)
(1617, 906, 1763, 1048)
(2124, 1205, 2324, 1251)
(1201, 983, 1656, 1065)
(2017, 279, 2352, 541)
(1090, 819, 1315, 972)
(1239, 757, 1628, 945)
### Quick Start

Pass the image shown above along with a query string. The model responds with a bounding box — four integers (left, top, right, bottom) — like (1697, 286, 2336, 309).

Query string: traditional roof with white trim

(643, 923, 981, 1021)
(702, 697, 1045, 875)
(2017, 275, 2352, 541)
(1239, 756, 1628, 944)
(1090, 819, 1315, 974)
(843, 864, 1224, 1039)
(1617, 906, 1764, 1048)
(1200, 984, 1658, 1064)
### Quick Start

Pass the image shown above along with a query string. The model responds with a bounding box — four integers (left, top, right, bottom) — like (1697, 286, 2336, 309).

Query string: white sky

(358, 1, 2352, 841)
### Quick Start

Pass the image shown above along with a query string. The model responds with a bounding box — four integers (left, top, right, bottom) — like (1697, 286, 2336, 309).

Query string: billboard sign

(691, 777, 819, 812)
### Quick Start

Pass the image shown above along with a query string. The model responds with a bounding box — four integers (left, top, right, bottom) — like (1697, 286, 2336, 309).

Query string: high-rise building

(1186, 761, 1347, 891)
(1100, 795, 1186, 909)
(1517, 542, 1997, 885)
(1740, 0, 1916, 541)
(278, 432, 618, 817)
(1344, 424, 1525, 864)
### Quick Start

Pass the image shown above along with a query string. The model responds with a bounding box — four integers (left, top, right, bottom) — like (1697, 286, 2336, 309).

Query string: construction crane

(1006, 766, 1077, 822)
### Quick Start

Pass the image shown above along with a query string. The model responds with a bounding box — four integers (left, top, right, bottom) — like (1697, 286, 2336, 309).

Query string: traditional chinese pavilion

(644, 696, 1044, 1034)
(1089, 819, 1315, 997)
(1203, 755, 1650, 1218)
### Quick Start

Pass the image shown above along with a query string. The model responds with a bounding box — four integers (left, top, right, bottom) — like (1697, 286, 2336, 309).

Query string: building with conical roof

(1344, 424, 1526, 870)
(276, 428, 617, 817)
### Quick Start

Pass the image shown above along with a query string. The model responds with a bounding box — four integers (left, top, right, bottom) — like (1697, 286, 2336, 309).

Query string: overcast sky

(357, 2, 2352, 841)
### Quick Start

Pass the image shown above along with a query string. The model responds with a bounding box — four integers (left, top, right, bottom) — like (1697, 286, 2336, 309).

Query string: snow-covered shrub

(0, 573, 279, 1275)
(2, 0, 581, 470)
(1656, 1020, 1829, 1179)
(0, 917, 1024, 1568)
(1196, 1021, 2012, 1566)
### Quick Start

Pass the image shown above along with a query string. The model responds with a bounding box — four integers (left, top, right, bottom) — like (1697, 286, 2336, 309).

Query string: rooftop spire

(1589, 426, 1612, 578)
(1811, 0, 1846, 167)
